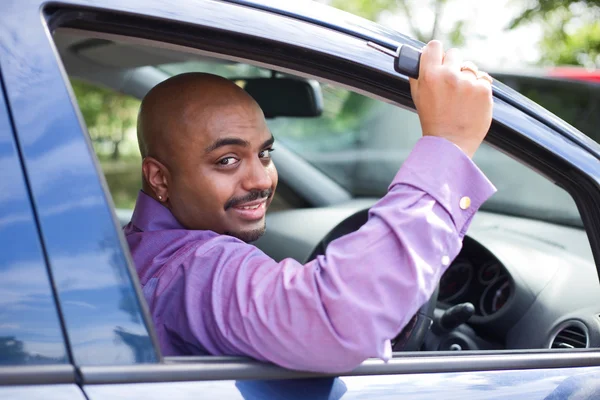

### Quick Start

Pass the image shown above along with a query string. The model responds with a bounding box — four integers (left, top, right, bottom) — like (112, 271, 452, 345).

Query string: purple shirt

(124, 137, 496, 373)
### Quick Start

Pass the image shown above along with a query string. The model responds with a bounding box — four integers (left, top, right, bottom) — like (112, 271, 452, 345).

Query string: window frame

(35, 0, 600, 380)
(77, 351, 600, 384)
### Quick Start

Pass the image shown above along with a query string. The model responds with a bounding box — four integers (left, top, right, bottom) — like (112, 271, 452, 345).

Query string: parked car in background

(494, 67, 600, 144)
(2, 0, 600, 399)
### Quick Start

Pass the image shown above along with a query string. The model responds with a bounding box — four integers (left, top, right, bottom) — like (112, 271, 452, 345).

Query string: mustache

(224, 189, 273, 210)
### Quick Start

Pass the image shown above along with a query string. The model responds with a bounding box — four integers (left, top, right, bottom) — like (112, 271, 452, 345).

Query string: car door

(3, 0, 600, 399)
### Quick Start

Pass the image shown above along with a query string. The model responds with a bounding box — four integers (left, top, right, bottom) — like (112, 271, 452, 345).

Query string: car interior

(53, 27, 600, 358)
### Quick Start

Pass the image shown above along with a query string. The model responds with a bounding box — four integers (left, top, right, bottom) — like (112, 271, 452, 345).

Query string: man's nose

(242, 158, 272, 192)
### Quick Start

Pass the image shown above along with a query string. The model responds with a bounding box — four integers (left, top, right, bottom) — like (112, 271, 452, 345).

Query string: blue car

(2, 0, 600, 398)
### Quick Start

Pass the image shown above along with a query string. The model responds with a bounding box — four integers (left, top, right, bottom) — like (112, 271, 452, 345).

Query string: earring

(158, 195, 163, 200)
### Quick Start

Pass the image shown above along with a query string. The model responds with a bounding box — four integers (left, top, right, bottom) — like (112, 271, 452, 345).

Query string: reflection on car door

(0, 70, 85, 398)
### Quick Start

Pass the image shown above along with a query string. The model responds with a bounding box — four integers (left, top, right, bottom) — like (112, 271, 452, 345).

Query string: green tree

(322, 0, 467, 46)
(509, 0, 600, 67)
(509, 0, 600, 27)
(71, 79, 140, 160)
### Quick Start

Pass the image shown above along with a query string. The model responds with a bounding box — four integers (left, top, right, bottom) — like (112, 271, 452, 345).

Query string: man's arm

(184, 136, 494, 373)
(160, 41, 495, 372)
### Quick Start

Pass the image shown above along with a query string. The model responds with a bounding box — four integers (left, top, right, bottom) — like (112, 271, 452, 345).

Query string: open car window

(55, 27, 598, 369)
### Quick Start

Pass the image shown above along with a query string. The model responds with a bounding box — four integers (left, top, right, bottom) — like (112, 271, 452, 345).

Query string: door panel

(0, 384, 86, 400)
(84, 367, 600, 399)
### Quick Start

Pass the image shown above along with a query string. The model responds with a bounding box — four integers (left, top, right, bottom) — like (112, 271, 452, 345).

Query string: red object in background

(547, 67, 600, 84)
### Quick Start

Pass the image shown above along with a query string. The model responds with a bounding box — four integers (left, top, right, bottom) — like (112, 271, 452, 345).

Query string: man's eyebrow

(204, 137, 251, 154)
(261, 135, 275, 149)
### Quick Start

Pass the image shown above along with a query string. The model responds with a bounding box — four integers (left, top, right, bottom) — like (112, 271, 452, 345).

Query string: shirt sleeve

(161, 136, 496, 373)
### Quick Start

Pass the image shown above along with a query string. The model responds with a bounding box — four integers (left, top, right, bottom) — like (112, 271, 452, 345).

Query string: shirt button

(459, 196, 471, 210)
(441, 255, 450, 266)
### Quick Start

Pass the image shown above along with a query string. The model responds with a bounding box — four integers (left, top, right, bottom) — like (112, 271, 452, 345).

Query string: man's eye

(259, 148, 275, 159)
(218, 157, 238, 166)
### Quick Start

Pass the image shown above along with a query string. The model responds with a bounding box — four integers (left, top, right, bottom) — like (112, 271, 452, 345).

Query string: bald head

(137, 72, 277, 242)
(138, 73, 262, 161)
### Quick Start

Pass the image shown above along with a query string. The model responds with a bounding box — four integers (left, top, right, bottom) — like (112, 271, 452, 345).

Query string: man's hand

(409, 40, 493, 158)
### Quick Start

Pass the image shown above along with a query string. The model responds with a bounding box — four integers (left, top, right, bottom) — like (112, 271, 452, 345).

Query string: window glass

(0, 81, 68, 365)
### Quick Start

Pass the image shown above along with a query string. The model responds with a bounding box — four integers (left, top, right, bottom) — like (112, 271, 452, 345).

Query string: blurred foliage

(510, 0, 600, 67)
(541, 20, 600, 67)
(327, 0, 394, 21)
(71, 78, 140, 160)
(509, 0, 600, 28)
(101, 161, 141, 209)
(72, 79, 142, 208)
(324, 0, 466, 46)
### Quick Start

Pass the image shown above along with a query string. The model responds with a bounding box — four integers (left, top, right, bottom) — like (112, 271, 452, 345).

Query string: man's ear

(142, 157, 170, 203)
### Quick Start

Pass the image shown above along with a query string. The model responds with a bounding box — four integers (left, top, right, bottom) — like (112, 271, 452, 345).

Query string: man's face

(167, 101, 278, 242)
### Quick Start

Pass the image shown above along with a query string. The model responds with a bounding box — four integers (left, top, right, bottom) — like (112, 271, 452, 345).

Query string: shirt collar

(130, 191, 185, 232)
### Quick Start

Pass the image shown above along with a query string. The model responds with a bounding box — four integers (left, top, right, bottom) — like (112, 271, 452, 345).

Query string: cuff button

(459, 196, 471, 210)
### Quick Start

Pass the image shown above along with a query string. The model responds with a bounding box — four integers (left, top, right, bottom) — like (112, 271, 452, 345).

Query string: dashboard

(439, 236, 513, 318)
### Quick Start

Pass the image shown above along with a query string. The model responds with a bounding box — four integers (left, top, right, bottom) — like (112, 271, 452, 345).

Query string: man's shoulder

(127, 228, 234, 280)
(190, 232, 260, 257)
(150, 230, 260, 266)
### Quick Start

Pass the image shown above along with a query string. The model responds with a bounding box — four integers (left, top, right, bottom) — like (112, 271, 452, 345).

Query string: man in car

(124, 40, 496, 373)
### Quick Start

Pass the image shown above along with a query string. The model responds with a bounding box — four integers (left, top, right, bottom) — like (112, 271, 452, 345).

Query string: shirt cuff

(390, 136, 497, 236)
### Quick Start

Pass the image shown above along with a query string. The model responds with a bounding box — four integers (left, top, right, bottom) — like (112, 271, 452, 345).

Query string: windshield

(160, 62, 582, 227)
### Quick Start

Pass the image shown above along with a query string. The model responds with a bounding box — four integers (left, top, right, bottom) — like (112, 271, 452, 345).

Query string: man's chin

(225, 225, 266, 243)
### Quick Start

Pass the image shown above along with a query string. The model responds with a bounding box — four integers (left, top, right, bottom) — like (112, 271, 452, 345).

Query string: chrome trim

(0, 365, 76, 386)
(81, 351, 600, 384)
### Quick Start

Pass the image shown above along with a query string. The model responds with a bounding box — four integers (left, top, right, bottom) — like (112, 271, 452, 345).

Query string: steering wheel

(305, 209, 438, 351)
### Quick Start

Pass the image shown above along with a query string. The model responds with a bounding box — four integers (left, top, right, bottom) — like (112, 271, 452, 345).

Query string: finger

(420, 40, 444, 72)
(443, 48, 463, 68)
(474, 74, 493, 99)
(409, 77, 418, 100)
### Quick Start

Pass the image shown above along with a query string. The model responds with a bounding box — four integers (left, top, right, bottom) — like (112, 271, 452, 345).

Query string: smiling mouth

(238, 203, 262, 210)
(231, 199, 268, 221)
